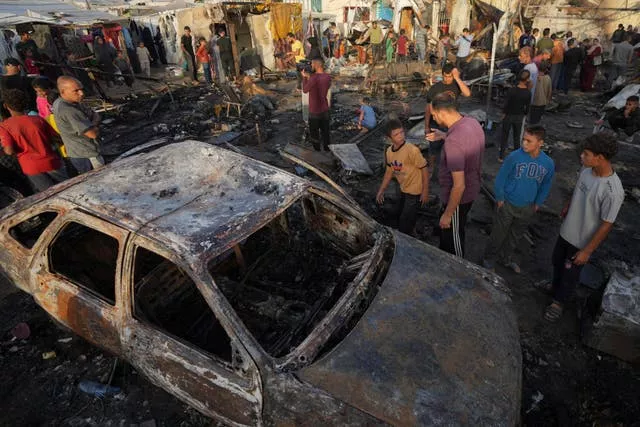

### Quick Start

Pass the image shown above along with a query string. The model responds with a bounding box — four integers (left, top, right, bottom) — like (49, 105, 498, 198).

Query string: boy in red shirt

(0, 89, 67, 192)
(196, 38, 213, 85)
(397, 29, 408, 62)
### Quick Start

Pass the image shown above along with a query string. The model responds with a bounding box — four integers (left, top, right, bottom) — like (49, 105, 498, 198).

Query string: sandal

(505, 261, 521, 274)
(544, 301, 563, 322)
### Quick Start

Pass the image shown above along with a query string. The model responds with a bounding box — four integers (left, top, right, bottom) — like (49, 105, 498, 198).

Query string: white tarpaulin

(604, 84, 640, 110)
(247, 12, 275, 71)
(0, 0, 117, 27)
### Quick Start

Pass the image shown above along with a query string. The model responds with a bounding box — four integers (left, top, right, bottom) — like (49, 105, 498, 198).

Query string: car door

(120, 237, 262, 426)
(31, 210, 127, 355)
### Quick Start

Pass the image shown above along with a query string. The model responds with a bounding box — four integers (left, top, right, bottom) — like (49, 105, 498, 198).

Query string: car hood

(298, 231, 521, 426)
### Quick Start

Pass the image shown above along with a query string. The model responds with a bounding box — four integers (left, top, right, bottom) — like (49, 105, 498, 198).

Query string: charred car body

(0, 141, 521, 425)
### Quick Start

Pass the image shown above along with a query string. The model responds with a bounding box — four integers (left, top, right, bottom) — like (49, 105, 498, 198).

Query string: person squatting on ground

(499, 69, 531, 161)
(0, 88, 68, 192)
(482, 125, 555, 273)
(302, 58, 332, 151)
(544, 133, 624, 322)
(376, 119, 429, 235)
(426, 93, 484, 257)
(137, 41, 152, 77)
(356, 96, 376, 133)
(600, 95, 640, 137)
(530, 62, 552, 125)
(424, 64, 471, 178)
(52, 76, 103, 174)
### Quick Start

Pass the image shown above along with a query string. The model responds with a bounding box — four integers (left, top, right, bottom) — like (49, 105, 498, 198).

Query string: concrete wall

(530, 0, 640, 42)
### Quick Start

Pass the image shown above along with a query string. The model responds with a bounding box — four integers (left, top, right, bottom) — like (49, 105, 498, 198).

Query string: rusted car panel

(299, 231, 521, 426)
(261, 371, 389, 426)
(122, 322, 262, 426)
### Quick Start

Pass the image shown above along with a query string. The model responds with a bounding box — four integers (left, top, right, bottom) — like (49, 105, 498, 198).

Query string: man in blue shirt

(482, 125, 555, 273)
(454, 28, 474, 76)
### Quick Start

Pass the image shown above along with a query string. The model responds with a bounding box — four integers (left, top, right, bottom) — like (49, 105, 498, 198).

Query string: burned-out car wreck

(0, 141, 521, 426)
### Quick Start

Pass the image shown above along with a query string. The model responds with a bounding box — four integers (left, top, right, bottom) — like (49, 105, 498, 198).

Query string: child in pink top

(31, 77, 59, 133)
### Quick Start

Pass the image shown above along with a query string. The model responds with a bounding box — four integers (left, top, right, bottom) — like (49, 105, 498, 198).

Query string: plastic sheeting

(604, 84, 640, 111)
(247, 13, 275, 71)
(0, 30, 19, 65)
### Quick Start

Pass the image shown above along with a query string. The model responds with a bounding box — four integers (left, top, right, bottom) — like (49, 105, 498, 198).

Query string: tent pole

(485, 22, 498, 115)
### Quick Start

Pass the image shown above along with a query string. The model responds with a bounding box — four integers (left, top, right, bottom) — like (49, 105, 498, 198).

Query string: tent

(0, 0, 117, 27)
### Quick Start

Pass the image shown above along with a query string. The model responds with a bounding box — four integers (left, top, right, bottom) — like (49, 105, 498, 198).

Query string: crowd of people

(518, 24, 640, 93)
(375, 34, 626, 321)
(0, 22, 632, 325)
(0, 54, 104, 192)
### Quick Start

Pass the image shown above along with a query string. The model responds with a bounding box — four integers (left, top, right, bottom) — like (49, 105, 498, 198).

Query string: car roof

(55, 140, 310, 260)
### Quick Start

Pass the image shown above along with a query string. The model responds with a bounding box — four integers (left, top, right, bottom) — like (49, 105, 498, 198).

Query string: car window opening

(9, 211, 58, 249)
(49, 222, 118, 305)
(133, 247, 233, 363)
(208, 194, 382, 359)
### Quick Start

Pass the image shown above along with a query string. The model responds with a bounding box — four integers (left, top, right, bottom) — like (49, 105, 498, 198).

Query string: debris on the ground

(42, 351, 56, 360)
(525, 391, 544, 414)
(11, 322, 30, 340)
(566, 121, 585, 129)
(328, 143, 373, 175)
(78, 380, 121, 398)
(583, 271, 640, 363)
(57, 337, 73, 344)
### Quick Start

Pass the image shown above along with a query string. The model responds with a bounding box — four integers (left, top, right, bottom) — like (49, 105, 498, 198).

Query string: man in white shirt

(454, 28, 474, 76)
(544, 133, 625, 322)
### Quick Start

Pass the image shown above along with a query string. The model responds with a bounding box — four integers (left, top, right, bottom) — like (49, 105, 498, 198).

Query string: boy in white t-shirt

(545, 133, 625, 322)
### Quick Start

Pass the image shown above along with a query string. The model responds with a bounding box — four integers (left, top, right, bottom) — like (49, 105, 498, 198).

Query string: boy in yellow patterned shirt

(376, 119, 429, 235)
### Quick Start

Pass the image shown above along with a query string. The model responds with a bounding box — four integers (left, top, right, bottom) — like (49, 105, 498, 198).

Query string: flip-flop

(504, 261, 521, 274)
(544, 302, 563, 322)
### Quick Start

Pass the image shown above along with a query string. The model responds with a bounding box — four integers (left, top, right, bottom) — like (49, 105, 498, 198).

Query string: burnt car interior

(132, 247, 233, 363)
(208, 193, 389, 359)
(49, 222, 118, 305)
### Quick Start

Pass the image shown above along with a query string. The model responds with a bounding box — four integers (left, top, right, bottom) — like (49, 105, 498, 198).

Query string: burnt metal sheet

(299, 231, 521, 426)
(56, 141, 310, 259)
(328, 143, 373, 175)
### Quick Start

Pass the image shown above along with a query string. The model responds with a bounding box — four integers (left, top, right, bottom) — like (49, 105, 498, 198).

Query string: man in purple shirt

(302, 58, 332, 151)
(426, 93, 485, 257)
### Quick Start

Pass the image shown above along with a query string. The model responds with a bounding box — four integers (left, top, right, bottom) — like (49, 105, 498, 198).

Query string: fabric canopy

(269, 3, 302, 40)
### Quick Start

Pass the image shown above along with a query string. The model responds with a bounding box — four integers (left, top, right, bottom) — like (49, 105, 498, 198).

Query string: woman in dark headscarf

(93, 35, 117, 84)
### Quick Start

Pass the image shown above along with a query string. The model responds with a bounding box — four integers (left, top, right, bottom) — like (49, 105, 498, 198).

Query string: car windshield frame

(201, 187, 392, 370)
